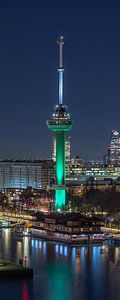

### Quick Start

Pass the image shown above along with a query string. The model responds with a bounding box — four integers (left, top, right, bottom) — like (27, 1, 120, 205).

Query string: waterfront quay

(0, 261, 33, 278)
(0, 210, 105, 244)
(0, 210, 120, 245)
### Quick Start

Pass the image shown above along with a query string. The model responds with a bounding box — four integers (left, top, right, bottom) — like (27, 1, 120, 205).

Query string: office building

(0, 160, 55, 190)
(108, 129, 120, 166)
(52, 136, 71, 176)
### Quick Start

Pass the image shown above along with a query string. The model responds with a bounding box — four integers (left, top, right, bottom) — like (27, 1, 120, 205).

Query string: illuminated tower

(46, 36, 73, 209)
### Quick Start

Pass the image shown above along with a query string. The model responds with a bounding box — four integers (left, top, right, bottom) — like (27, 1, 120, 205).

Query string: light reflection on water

(0, 229, 120, 300)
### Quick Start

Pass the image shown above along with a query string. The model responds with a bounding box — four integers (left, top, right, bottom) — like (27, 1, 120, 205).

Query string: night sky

(0, 0, 120, 160)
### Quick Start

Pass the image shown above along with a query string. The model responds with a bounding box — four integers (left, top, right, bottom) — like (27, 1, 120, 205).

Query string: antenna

(57, 36, 64, 105)
(57, 36, 64, 68)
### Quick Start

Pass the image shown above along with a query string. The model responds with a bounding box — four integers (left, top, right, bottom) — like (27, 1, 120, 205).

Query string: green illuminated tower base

(55, 189, 66, 209)
(47, 115, 73, 210)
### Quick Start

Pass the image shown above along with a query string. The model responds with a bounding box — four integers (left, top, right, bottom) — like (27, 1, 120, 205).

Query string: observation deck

(46, 104, 74, 132)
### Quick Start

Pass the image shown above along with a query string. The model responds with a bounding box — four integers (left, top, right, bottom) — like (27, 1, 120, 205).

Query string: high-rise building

(52, 136, 70, 162)
(0, 160, 54, 190)
(70, 156, 84, 176)
(46, 37, 73, 209)
(108, 129, 120, 166)
(52, 136, 71, 176)
(103, 154, 109, 167)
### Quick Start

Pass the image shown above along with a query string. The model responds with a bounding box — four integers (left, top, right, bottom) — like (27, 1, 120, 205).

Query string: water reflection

(43, 241, 47, 256)
(23, 237, 30, 265)
(64, 246, 68, 256)
(0, 230, 120, 300)
(72, 247, 76, 261)
(22, 282, 29, 300)
(2, 228, 11, 257)
(16, 240, 22, 257)
(0, 280, 33, 300)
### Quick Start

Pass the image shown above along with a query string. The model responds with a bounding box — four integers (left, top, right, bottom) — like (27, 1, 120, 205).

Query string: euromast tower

(46, 37, 73, 209)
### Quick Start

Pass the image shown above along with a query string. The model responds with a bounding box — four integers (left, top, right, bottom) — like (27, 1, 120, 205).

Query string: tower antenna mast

(57, 36, 64, 105)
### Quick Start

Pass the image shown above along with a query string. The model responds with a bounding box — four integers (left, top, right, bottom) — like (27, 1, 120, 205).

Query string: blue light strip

(58, 68, 64, 104)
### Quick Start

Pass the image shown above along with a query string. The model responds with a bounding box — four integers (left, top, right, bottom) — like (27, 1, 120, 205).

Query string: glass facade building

(108, 130, 120, 166)
(52, 136, 71, 176)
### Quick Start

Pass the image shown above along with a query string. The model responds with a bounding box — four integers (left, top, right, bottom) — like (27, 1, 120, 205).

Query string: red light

(22, 283, 29, 300)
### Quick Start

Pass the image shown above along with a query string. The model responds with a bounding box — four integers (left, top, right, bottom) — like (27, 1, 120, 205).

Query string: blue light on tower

(58, 69, 64, 104)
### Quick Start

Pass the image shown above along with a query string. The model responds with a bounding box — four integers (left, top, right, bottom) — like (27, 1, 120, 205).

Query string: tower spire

(57, 36, 64, 68)
(57, 36, 64, 105)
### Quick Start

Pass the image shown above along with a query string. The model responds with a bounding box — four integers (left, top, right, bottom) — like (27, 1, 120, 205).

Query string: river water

(0, 229, 120, 300)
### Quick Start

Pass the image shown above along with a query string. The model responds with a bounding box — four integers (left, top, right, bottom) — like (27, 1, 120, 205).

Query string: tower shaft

(55, 131, 66, 208)
(56, 131, 65, 185)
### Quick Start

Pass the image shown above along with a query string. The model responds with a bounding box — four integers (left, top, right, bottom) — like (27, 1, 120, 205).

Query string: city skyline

(0, 2, 120, 300)
(0, 1, 120, 160)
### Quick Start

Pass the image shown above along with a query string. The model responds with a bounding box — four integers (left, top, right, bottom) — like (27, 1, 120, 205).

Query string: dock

(0, 261, 33, 278)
